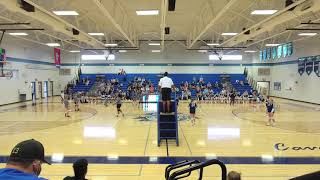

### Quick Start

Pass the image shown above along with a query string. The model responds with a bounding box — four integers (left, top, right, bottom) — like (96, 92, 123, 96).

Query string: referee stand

(157, 92, 179, 146)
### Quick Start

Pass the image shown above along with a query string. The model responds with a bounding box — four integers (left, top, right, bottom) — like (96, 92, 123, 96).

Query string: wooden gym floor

(0, 97, 319, 179)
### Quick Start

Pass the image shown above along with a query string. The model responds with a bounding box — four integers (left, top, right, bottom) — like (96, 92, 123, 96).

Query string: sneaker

(272, 122, 276, 126)
(266, 122, 271, 126)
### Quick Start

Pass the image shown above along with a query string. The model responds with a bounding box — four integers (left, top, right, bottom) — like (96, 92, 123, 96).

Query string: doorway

(31, 82, 36, 105)
(50, 81, 54, 97)
(43, 81, 48, 100)
(257, 81, 270, 96)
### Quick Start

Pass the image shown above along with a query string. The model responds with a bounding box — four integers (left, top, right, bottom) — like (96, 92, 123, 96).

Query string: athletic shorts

(267, 109, 275, 113)
(117, 104, 121, 109)
(161, 88, 171, 101)
(190, 110, 196, 114)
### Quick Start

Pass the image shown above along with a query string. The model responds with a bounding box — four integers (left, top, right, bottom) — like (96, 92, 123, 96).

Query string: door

(50, 81, 54, 97)
(31, 82, 36, 105)
(43, 81, 48, 100)
(257, 81, 270, 96)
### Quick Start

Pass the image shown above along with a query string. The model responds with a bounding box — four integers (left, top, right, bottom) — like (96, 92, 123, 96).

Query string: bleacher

(70, 79, 94, 93)
(75, 74, 253, 97)
(229, 75, 253, 94)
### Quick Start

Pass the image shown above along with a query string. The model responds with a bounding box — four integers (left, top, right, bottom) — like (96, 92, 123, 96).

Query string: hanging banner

(54, 48, 61, 68)
(298, 57, 306, 75)
(314, 56, 320, 77)
(305, 56, 314, 75)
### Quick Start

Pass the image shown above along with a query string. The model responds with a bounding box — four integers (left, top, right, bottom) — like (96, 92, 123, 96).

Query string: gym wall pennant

(305, 56, 313, 75)
(298, 57, 306, 76)
(314, 56, 320, 77)
(54, 48, 61, 68)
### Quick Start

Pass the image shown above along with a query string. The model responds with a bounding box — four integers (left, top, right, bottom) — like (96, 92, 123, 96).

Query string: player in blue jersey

(189, 99, 197, 126)
(266, 96, 275, 126)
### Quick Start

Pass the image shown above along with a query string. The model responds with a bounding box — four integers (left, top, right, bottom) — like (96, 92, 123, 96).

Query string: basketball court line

(1, 156, 319, 164)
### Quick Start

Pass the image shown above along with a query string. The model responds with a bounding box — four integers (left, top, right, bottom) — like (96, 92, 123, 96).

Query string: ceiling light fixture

(207, 43, 219, 46)
(105, 44, 118, 47)
(70, 50, 81, 53)
(46, 43, 60, 47)
(119, 50, 127, 53)
(53, 11, 79, 16)
(152, 50, 161, 52)
(9, 32, 28, 36)
(251, 10, 277, 15)
(298, 33, 317, 36)
(244, 50, 257, 53)
(221, 33, 238, 36)
(265, 44, 280, 47)
(136, 10, 159, 16)
(149, 43, 161, 46)
(88, 33, 105, 36)
(198, 50, 208, 53)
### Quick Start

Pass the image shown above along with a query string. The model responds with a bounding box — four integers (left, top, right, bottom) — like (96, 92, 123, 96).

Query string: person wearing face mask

(0, 139, 51, 180)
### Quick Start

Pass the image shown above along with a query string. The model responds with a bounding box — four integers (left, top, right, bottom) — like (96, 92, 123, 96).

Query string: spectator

(63, 159, 88, 180)
(149, 85, 154, 93)
(199, 76, 204, 83)
(227, 171, 241, 180)
(0, 139, 51, 180)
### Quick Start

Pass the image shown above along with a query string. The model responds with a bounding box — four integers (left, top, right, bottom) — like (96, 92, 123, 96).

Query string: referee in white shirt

(158, 72, 175, 113)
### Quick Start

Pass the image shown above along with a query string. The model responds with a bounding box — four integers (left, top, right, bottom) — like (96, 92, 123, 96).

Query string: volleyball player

(60, 91, 64, 104)
(74, 93, 80, 112)
(266, 96, 275, 126)
(115, 94, 124, 117)
(230, 91, 236, 106)
(64, 94, 71, 117)
(189, 99, 197, 126)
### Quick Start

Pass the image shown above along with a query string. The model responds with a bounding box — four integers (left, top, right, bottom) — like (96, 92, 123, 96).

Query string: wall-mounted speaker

(19, 0, 35, 12)
(285, 0, 296, 11)
(165, 27, 170, 34)
(72, 28, 80, 35)
(168, 0, 176, 11)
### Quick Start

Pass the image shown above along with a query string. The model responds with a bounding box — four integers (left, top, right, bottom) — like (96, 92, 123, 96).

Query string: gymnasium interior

(0, 0, 320, 179)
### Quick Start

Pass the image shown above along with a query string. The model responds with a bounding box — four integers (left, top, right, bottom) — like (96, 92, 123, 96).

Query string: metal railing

(165, 159, 227, 180)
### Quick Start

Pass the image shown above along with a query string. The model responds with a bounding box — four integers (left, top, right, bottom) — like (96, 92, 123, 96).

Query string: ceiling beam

(22, 0, 105, 48)
(0, 15, 87, 50)
(91, 0, 138, 47)
(160, 0, 168, 51)
(0, 22, 30, 26)
(0, 0, 103, 49)
(187, 0, 238, 48)
(245, 18, 320, 48)
(220, 0, 311, 47)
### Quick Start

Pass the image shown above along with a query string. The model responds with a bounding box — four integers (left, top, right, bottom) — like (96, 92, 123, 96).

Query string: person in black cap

(63, 159, 88, 180)
(0, 139, 50, 180)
